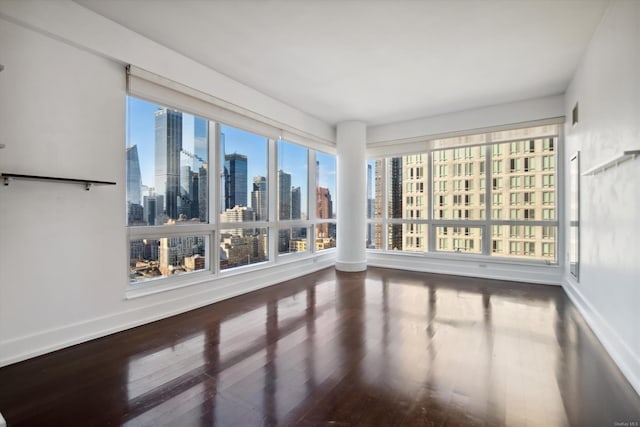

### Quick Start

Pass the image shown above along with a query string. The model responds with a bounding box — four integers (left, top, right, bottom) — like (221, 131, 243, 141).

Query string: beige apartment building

(425, 136, 557, 260)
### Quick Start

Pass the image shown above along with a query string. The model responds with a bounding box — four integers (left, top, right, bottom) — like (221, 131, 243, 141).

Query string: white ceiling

(75, 0, 608, 126)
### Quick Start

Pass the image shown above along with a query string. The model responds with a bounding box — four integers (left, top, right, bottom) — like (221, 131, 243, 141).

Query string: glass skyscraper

(126, 145, 142, 206)
(155, 108, 182, 220)
(224, 153, 248, 209)
(278, 170, 292, 220)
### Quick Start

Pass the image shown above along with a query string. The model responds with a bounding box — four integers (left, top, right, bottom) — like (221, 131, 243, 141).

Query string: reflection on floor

(1, 267, 639, 426)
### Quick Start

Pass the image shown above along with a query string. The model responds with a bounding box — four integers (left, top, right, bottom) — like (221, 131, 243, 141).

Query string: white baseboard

(563, 276, 640, 397)
(367, 252, 563, 286)
(0, 257, 335, 367)
(335, 260, 367, 272)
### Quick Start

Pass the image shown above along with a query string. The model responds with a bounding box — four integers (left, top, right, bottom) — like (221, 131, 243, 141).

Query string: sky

(126, 96, 336, 215)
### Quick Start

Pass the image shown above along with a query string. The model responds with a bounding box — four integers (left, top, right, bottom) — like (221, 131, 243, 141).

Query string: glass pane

(220, 228, 269, 270)
(491, 138, 556, 221)
(366, 223, 383, 249)
(279, 226, 308, 254)
(316, 151, 336, 219)
(434, 227, 482, 254)
(129, 235, 208, 283)
(491, 225, 557, 262)
(315, 223, 336, 251)
(432, 147, 485, 220)
(126, 97, 209, 226)
(370, 159, 384, 219)
(220, 125, 268, 222)
(278, 140, 308, 220)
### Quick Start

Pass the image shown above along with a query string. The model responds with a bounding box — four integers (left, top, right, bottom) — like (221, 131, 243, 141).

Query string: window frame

(366, 123, 561, 266)
(125, 96, 337, 292)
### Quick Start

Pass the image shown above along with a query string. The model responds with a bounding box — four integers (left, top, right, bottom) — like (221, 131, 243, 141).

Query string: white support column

(336, 121, 367, 272)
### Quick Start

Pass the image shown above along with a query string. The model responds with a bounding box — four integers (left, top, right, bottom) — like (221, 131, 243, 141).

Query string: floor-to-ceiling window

(367, 124, 559, 264)
(126, 97, 336, 289)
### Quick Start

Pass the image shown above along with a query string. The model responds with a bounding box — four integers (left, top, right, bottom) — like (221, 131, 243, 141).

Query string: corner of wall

(0, 256, 336, 367)
(562, 275, 640, 397)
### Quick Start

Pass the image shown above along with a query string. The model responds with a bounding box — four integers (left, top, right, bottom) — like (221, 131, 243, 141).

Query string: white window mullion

(427, 151, 435, 252)
(483, 139, 492, 256)
(212, 121, 221, 275)
(269, 138, 278, 262)
(382, 158, 388, 251)
(309, 150, 317, 253)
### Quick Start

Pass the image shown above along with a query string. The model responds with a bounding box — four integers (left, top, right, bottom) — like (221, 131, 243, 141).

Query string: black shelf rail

(2, 173, 116, 190)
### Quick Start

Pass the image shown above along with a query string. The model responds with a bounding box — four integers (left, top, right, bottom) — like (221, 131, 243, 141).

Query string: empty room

(0, 0, 639, 425)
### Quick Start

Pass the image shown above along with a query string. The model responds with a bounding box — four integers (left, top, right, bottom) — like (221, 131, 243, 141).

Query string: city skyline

(127, 97, 336, 215)
(127, 96, 337, 280)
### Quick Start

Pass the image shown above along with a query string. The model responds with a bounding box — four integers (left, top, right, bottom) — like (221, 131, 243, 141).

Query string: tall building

(190, 172, 200, 219)
(126, 145, 142, 206)
(251, 176, 267, 221)
(126, 145, 144, 224)
(143, 194, 164, 226)
(291, 186, 301, 220)
(155, 108, 182, 220)
(198, 165, 208, 221)
(187, 116, 208, 221)
(389, 157, 403, 250)
(278, 170, 292, 220)
(374, 160, 384, 249)
(193, 117, 208, 169)
(400, 154, 427, 252)
(224, 153, 248, 209)
(179, 165, 193, 218)
(427, 138, 556, 259)
(316, 186, 333, 237)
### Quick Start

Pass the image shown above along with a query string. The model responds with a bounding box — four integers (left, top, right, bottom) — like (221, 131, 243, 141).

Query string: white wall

(0, 0, 334, 144)
(0, 13, 335, 366)
(368, 94, 565, 145)
(563, 0, 640, 395)
(365, 80, 565, 287)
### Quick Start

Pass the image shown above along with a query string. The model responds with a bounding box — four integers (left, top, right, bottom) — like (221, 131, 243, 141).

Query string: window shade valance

(126, 65, 335, 152)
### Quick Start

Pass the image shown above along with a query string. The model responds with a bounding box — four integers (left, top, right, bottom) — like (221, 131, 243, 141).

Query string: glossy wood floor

(1, 267, 639, 426)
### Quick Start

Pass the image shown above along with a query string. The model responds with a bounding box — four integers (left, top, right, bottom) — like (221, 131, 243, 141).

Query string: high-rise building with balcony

(428, 137, 556, 259)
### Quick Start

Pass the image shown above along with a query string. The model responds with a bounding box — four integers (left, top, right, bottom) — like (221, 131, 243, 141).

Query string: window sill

(126, 270, 216, 300)
(126, 250, 337, 300)
(367, 248, 559, 268)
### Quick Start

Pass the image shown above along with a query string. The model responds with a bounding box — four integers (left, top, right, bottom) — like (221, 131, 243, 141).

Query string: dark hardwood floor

(1, 267, 639, 426)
